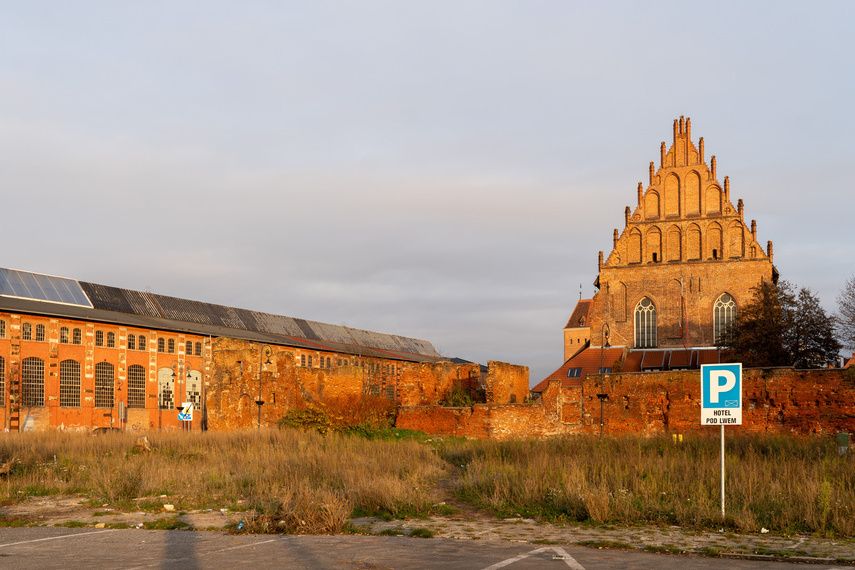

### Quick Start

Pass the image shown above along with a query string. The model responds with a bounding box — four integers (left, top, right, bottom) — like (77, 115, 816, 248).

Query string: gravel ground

(3, 495, 854, 565)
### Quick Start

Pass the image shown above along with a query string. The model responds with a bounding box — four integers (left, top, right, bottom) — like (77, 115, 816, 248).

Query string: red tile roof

(564, 299, 592, 329)
(533, 347, 725, 393)
(531, 345, 625, 392)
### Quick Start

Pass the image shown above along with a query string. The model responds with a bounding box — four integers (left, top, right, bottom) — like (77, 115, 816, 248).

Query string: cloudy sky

(2, 2, 854, 384)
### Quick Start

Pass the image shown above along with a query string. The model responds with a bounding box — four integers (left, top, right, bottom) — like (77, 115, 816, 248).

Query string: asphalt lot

(0, 528, 850, 569)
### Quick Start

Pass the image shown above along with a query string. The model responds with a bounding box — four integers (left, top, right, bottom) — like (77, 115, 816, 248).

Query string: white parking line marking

(483, 546, 585, 569)
(0, 529, 120, 548)
(125, 538, 279, 569)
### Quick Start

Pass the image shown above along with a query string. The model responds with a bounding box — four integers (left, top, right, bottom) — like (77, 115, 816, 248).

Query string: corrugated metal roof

(1, 269, 441, 362)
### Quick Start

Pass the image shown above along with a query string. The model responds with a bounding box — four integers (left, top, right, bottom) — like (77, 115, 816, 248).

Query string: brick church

(533, 117, 777, 391)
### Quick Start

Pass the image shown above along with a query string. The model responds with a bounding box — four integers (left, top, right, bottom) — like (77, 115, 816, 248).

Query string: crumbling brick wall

(485, 361, 529, 403)
(397, 368, 855, 439)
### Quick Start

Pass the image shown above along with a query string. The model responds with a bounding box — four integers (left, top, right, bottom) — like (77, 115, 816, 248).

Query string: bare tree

(837, 274, 855, 350)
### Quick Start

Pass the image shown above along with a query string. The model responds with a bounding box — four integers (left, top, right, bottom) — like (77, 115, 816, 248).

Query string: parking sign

(701, 363, 742, 425)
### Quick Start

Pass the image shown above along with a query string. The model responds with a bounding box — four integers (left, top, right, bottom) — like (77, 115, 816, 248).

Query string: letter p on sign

(701, 363, 742, 425)
(709, 370, 736, 403)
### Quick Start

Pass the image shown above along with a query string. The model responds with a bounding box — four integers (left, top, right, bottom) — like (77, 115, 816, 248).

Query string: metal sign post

(701, 363, 742, 519)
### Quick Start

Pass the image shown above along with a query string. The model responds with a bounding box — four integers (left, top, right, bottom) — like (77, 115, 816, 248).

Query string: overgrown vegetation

(436, 434, 855, 536)
(0, 428, 445, 534)
(0, 430, 852, 538)
(720, 280, 841, 368)
(278, 395, 397, 436)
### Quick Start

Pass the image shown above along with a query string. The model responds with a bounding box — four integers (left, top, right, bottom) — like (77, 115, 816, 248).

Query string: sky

(2, 2, 854, 385)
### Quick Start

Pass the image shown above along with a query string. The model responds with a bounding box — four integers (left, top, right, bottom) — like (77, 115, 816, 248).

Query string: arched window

(186, 370, 202, 406)
(95, 362, 115, 408)
(128, 334, 136, 351)
(35, 324, 45, 342)
(22, 323, 32, 341)
(634, 297, 657, 348)
(158, 367, 174, 410)
(106, 332, 115, 348)
(714, 293, 738, 344)
(60, 327, 70, 344)
(168, 339, 175, 354)
(72, 328, 82, 345)
(157, 338, 165, 353)
(95, 330, 104, 347)
(59, 360, 81, 408)
(0, 319, 5, 338)
(21, 357, 45, 407)
(138, 335, 147, 351)
(128, 364, 146, 408)
(195, 342, 202, 357)
(0, 355, 5, 402)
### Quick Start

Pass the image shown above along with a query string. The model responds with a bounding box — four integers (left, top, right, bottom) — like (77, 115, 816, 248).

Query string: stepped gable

(604, 115, 771, 270)
(585, 116, 777, 350)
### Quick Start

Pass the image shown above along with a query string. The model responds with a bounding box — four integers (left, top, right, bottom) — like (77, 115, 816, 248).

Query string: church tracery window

(714, 293, 737, 344)
(634, 297, 657, 348)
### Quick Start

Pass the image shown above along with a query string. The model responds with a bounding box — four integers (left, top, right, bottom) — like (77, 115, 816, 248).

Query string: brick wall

(397, 368, 855, 439)
(484, 361, 529, 404)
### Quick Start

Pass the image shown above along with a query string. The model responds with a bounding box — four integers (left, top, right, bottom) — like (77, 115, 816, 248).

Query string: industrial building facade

(0, 268, 444, 431)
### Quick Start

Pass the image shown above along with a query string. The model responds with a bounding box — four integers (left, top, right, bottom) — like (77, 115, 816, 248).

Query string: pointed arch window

(714, 293, 737, 344)
(634, 297, 657, 348)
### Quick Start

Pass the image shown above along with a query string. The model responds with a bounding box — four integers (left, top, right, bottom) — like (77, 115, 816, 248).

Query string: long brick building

(534, 117, 778, 392)
(0, 267, 448, 431)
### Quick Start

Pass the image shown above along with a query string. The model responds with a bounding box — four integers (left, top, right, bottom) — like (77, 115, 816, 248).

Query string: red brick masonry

(397, 368, 855, 439)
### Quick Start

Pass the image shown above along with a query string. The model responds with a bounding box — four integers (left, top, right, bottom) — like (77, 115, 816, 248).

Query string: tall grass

(2, 431, 852, 537)
(0, 429, 445, 534)
(438, 434, 855, 536)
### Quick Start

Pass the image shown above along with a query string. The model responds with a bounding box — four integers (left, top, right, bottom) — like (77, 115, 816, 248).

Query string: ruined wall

(396, 361, 481, 406)
(485, 361, 529, 404)
(585, 367, 855, 436)
(397, 368, 855, 439)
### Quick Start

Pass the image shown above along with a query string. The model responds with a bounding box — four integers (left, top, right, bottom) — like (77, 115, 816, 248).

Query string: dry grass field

(0, 428, 852, 537)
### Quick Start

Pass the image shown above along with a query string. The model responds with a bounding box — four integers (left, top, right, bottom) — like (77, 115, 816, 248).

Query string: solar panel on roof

(0, 268, 92, 308)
